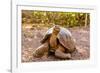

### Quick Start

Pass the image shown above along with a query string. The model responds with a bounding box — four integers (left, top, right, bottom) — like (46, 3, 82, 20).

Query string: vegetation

(22, 10, 90, 28)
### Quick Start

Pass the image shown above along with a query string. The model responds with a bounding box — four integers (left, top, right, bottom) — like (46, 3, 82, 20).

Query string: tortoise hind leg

(33, 42, 49, 58)
(55, 45, 71, 59)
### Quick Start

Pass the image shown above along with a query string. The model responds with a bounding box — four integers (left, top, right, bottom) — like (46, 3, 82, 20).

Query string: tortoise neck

(52, 32, 58, 37)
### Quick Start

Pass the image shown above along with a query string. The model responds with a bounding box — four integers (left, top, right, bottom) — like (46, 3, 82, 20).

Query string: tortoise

(33, 25, 76, 59)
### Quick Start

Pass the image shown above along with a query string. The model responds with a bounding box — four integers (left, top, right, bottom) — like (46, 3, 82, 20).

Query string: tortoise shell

(41, 26, 76, 51)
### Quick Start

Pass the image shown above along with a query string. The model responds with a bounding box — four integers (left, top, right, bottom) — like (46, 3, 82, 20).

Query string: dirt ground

(22, 27, 90, 62)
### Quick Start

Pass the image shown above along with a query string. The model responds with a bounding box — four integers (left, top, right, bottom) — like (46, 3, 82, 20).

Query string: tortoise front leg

(33, 42, 49, 58)
(55, 45, 71, 59)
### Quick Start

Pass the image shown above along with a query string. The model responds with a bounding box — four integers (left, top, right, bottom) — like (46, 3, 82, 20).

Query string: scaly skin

(49, 34, 58, 51)
(33, 42, 49, 58)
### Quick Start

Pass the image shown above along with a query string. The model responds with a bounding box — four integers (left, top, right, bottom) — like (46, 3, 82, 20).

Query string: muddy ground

(22, 27, 90, 62)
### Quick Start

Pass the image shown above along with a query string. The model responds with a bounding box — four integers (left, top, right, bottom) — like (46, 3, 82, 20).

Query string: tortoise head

(52, 25, 60, 35)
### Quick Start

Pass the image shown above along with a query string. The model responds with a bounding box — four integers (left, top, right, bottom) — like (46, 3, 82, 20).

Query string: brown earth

(22, 27, 90, 62)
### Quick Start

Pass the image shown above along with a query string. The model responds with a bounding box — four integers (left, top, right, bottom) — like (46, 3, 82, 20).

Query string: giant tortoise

(33, 25, 76, 59)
